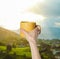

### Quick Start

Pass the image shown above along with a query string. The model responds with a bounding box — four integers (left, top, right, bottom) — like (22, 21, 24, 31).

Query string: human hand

(20, 25, 41, 44)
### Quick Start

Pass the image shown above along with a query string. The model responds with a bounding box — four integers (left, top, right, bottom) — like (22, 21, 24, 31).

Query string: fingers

(37, 25, 41, 30)
(33, 25, 41, 34)
(37, 25, 41, 34)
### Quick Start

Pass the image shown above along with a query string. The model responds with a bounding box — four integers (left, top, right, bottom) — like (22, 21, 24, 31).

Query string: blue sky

(30, 0, 60, 39)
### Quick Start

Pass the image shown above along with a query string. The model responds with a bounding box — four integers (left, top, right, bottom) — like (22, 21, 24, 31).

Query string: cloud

(39, 17, 60, 28)
(29, 0, 60, 17)
(55, 22, 60, 27)
(28, 0, 60, 39)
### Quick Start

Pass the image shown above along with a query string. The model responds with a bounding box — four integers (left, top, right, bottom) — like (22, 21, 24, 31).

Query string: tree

(6, 44, 12, 53)
(39, 42, 56, 59)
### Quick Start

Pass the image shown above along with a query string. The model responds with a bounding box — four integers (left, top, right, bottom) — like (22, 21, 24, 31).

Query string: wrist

(29, 40, 37, 46)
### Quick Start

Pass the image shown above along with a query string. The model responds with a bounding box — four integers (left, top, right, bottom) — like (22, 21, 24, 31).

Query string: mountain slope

(0, 27, 20, 45)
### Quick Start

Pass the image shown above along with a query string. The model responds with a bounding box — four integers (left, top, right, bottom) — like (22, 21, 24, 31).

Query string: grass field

(0, 46, 31, 59)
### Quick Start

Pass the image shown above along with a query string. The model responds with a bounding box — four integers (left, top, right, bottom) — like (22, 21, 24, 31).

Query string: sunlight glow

(0, 0, 44, 30)
(16, 0, 44, 12)
(1, 12, 45, 30)
(19, 12, 45, 22)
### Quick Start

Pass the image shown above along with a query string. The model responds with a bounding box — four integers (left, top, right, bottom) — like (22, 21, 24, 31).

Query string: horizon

(0, 26, 60, 39)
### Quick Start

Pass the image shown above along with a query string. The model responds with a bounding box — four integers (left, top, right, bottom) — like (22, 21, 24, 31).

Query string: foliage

(0, 45, 57, 59)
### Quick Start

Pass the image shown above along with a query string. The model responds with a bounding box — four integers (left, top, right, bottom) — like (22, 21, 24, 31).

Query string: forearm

(20, 25, 41, 59)
(29, 41, 41, 59)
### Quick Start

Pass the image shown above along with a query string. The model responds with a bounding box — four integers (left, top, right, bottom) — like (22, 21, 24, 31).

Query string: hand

(20, 25, 41, 44)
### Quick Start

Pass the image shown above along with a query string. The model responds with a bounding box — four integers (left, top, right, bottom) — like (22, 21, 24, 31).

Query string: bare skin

(20, 25, 41, 59)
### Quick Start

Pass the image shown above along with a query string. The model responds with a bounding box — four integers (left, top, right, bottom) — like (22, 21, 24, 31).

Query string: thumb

(20, 28, 29, 36)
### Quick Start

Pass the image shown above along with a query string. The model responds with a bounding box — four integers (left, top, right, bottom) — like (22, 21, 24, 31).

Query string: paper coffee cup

(20, 21, 36, 38)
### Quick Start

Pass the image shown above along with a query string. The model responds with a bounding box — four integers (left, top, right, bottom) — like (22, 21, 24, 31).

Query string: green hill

(0, 27, 21, 46)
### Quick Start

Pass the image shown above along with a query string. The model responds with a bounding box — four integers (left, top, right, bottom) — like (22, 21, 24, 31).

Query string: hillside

(0, 27, 21, 46)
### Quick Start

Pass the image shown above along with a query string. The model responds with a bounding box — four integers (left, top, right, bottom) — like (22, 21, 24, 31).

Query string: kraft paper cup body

(20, 21, 36, 38)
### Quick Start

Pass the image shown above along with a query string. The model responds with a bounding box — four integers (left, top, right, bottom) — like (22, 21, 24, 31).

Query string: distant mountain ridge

(14, 27, 60, 39)
(0, 27, 20, 39)
(1, 27, 60, 40)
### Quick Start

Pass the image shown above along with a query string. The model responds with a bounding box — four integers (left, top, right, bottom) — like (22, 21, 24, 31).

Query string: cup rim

(21, 21, 36, 24)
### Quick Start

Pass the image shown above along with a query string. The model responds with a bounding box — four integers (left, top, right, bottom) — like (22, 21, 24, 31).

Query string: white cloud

(55, 22, 60, 27)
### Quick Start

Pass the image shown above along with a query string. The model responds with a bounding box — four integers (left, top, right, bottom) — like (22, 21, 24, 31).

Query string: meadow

(0, 46, 32, 59)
